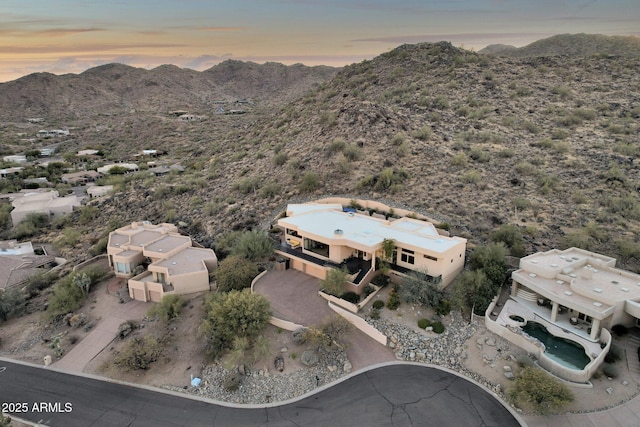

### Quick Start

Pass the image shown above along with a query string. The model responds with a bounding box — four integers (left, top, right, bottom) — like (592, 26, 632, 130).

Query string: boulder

(292, 328, 307, 345)
(301, 350, 319, 367)
(223, 372, 242, 391)
(274, 356, 285, 372)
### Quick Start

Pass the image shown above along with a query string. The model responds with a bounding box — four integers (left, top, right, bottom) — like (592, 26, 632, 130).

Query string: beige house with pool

(107, 221, 217, 302)
(275, 203, 467, 293)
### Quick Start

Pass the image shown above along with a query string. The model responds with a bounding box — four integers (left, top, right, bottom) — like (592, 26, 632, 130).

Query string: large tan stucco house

(275, 202, 467, 293)
(107, 221, 217, 302)
(486, 247, 640, 382)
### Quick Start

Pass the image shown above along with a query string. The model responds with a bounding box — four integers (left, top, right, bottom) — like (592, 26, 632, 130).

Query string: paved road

(0, 359, 522, 427)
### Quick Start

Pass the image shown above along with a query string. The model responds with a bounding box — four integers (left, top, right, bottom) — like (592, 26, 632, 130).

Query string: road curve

(0, 359, 523, 426)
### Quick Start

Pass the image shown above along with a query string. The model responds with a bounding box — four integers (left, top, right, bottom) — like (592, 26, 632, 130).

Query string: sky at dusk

(1, 0, 639, 82)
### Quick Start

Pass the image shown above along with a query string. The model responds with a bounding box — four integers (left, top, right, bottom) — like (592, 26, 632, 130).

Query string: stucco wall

(328, 302, 388, 346)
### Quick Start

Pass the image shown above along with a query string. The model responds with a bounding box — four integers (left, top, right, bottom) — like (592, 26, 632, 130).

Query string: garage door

(149, 291, 162, 302)
(132, 288, 146, 301)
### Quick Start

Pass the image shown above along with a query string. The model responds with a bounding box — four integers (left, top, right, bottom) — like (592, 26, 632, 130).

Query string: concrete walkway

(53, 299, 149, 372)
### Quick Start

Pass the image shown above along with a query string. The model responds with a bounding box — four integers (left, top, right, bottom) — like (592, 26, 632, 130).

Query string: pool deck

(498, 299, 603, 359)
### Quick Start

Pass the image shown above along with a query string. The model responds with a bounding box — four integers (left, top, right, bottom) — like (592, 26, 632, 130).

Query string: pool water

(522, 321, 591, 370)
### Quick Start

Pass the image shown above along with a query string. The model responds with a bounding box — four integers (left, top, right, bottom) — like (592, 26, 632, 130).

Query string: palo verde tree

(199, 289, 271, 361)
(321, 267, 349, 297)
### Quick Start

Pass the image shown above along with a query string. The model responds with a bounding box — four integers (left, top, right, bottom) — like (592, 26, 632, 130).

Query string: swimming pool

(522, 321, 591, 370)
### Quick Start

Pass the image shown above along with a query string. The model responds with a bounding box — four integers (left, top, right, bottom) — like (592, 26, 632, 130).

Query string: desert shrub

(602, 363, 618, 379)
(89, 236, 109, 256)
(273, 152, 288, 166)
(341, 291, 359, 304)
(322, 267, 349, 297)
(304, 316, 352, 349)
(387, 288, 401, 310)
(372, 300, 385, 310)
(371, 274, 390, 288)
(12, 213, 49, 239)
(370, 307, 381, 319)
(25, 271, 56, 297)
(318, 111, 336, 126)
(491, 224, 526, 257)
(450, 152, 467, 167)
(461, 170, 480, 184)
(417, 318, 431, 329)
(233, 176, 261, 194)
(147, 294, 187, 321)
(435, 299, 451, 316)
(363, 285, 375, 297)
(46, 274, 88, 318)
(469, 146, 490, 163)
(231, 229, 274, 261)
(328, 137, 346, 154)
(507, 367, 574, 414)
(299, 171, 321, 193)
(260, 182, 280, 199)
(114, 335, 165, 370)
(343, 144, 363, 161)
(215, 255, 259, 292)
(0, 287, 25, 322)
(431, 321, 445, 334)
(604, 345, 623, 364)
(199, 289, 271, 360)
(399, 269, 445, 308)
(412, 126, 432, 141)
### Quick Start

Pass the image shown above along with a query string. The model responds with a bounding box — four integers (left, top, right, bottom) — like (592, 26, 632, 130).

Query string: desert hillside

(1, 36, 639, 271)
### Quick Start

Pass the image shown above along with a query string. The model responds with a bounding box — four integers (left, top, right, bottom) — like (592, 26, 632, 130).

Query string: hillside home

(276, 203, 467, 293)
(3, 155, 27, 164)
(107, 222, 217, 302)
(509, 248, 640, 341)
(87, 185, 113, 198)
(61, 171, 102, 185)
(97, 163, 139, 174)
(484, 247, 640, 382)
(0, 167, 23, 178)
(10, 190, 80, 224)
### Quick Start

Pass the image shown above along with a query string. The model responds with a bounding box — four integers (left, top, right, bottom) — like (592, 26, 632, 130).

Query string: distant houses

(61, 171, 102, 185)
(97, 163, 139, 174)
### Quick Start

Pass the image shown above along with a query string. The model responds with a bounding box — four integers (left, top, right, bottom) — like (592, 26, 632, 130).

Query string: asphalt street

(0, 359, 522, 426)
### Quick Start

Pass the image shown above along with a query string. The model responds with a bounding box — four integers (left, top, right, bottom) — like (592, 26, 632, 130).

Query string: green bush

(341, 291, 359, 304)
(231, 229, 274, 261)
(299, 171, 321, 193)
(507, 367, 574, 414)
(215, 255, 259, 292)
(147, 294, 187, 321)
(199, 289, 271, 360)
(491, 224, 526, 257)
(273, 152, 288, 166)
(46, 274, 88, 318)
(0, 287, 25, 322)
(387, 288, 400, 310)
(322, 268, 348, 297)
(372, 300, 385, 310)
(114, 335, 165, 370)
(343, 144, 363, 161)
(431, 321, 445, 334)
(417, 318, 431, 329)
(435, 299, 451, 316)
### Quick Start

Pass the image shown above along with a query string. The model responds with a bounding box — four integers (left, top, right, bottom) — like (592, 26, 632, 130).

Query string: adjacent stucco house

(10, 190, 81, 224)
(276, 203, 467, 293)
(510, 247, 640, 341)
(107, 221, 217, 302)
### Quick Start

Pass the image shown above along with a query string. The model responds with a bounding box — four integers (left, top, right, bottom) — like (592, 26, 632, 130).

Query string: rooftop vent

(529, 273, 537, 278)
(594, 288, 602, 293)
(621, 287, 629, 292)
(530, 260, 538, 264)
(569, 273, 577, 278)
(172, 262, 177, 265)
(556, 280, 564, 285)
(334, 229, 344, 235)
(550, 263, 558, 268)
(572, 256, 579, 260)
(593, 302, 603, 307)
(612, 280, 619, 285)
(560, 255, 566, 259)
(564, 290, 573, 296)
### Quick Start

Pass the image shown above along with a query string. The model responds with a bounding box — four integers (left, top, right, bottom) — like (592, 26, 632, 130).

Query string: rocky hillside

(0, 61, 339, 120)
(2, 37, 640, 271)
(480, 33, 640, 57)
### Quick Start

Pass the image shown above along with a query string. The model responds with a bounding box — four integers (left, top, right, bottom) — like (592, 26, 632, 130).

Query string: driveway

(53, 299, 150, 372)
(253, 270, 333, 326)
(253, 269, 395, 370)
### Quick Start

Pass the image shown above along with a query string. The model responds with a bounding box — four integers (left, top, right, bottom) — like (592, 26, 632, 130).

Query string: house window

(303, 237, 329, 258)
(400, 249, 415, 265)
(115, 262, 127, 273)
(286, 229, 301, 238)
(423, 254, 438, 261)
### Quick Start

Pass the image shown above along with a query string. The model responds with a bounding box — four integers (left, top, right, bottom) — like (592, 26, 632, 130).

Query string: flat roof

(519, 248, 640, 305)
(108, 233, 129, 248)
(153, 247, 216, 276)
(144, 235, 191, 254)
(279, 208, 463, 253)
(129, 230, 164, 248)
